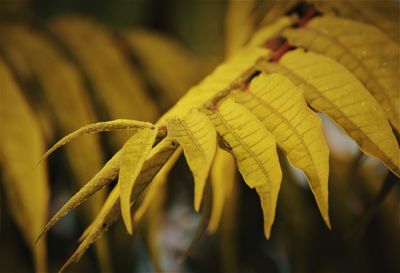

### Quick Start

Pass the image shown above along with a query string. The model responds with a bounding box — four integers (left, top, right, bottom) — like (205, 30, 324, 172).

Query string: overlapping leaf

(208, 148, 236, 233)
(48, 17, 159, 145)
(23, 7, 400, 272)
(36, 150, 122, 244)
(0, 26, 107, 188)
(52, 138, 178, 272)
(59, 186, 121, 273)
(168, 109, 217, 211)
(283, 15, 400, 131)
(248, 16, 297, 48)
(311, 0, 400, 42)
(205, 99, 282, 238)
(0, 25, 115, 270)
(232, 73, 330, 226)
(119, 128, 158, 234)
(259, 0, 299, 25)
(133, 147, 182, 224)
(261, 49, 400, 177)
(160, 47, 270, 122)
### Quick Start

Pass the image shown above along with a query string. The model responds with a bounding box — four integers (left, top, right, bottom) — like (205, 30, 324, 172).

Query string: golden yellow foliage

(208, 148, 236, 233)
(36, 150, 121, 244)
(0, 59, 49, 273)
(248, 16, 298, 48)
(232, 73, 330, 226)
(224, 0, 257, 57)
(311, 0, 400, 42)
(168, 110, 217, 211)
(23, 4, 400, 271)
(205, 99, 282, 238)
(124, 30, 202, 107)
(133, 147, 182, 224)
(283, 15, 400, 131)
(49, 17, 159, 144)
(261, 49, 400, 177)
(119, 127, 158, 234)
(160, 47, 270, 121)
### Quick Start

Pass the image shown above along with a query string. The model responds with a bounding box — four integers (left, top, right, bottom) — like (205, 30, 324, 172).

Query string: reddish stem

(297, 6, 317, 27)
(270, 41, 293, 63)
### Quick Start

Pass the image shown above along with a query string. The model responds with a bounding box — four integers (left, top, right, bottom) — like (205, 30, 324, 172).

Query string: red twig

(297, 6, 317, 27)
(270, 41, 293, 63)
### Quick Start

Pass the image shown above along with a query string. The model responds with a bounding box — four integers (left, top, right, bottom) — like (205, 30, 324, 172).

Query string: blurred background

(0, 1, 399, 273)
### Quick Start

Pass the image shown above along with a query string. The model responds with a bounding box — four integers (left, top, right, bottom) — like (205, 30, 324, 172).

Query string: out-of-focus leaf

(0, 58, 49, 273)
(159, 47, 270, 122)
(283, 15, 400, 131)
(168, 109, 217, 211)
(261, 49, 400, 177)
(259, 0, 299, 25)
(224, 0, 257, 57)
(0, 24, 113, 271)
(205, 99, 282, 238)
(48, 17, 159, 143)
(123, 30, 202, 107)
(311, 0, 400, 43)
(247, 16, 297, 48)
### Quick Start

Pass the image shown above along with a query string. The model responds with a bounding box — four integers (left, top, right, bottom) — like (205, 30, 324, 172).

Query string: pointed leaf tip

(119, 127, 158, 234)
(37, 119, 154, 165)
(168, 110, 217, 212)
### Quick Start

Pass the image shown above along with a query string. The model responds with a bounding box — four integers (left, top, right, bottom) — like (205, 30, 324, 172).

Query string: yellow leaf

(248, 16, 297, 48)
(208, 148, 236, 233)
(124, 30, 202, 107)
(36, 150, 121, 244)
(168, 109, 217, 211)
(224, 0, 257, 57)
(232, 73, 330, 227)
(283, 15, 400, 131)
(133, 147, 183, 224)
(259, 0, 299, 25)
(311, 0, 400, 43)
(59, 186, 121, 273)
(119, 128, 158, 234)
(138, 148, 183, 273)
(48, 17, 159, 144)
(40, 119, 154, 162)
(261, 49, 400, 177)
(60, 137, 178, 272)
(0, 25, 107, 186)
(218, 167, 240, 273)
(0, 59, 49, 273)
(160, 47, 270, 122)
(205, 99, 282, 238)
(0, 25, 114, 270)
